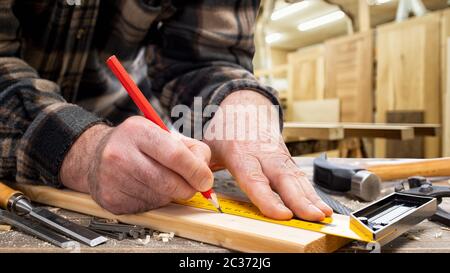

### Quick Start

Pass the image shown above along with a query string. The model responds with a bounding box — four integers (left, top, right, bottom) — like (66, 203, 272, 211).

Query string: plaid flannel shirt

(0, 0, 281, 187)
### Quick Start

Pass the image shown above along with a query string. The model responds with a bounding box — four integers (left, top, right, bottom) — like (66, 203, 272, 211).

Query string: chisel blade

(0, 209, 77, 248)
(29, 207, 107, 247)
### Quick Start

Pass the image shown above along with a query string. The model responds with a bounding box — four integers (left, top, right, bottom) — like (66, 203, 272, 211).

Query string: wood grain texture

(367, 157, 450, 181)
(386, 111, 424, 158)
(325, 31, 374, 123)
(284, 122, 418, 140)
(291, 99, 340, 123)
(375, 13, 441, 158)
(443, 10, 450, 156)
(287, 45, 325, 121)
(13, 184, 350, 253)
(283, 123, 344, 141)
(358, 0, 371, 32)
(342, 124, 414, 140)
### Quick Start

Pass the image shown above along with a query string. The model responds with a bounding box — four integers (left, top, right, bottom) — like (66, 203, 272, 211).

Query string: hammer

(313, 154, 450, 201)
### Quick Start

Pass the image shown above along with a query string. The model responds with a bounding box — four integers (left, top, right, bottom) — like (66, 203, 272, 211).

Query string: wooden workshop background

(254, 0, 450, 159)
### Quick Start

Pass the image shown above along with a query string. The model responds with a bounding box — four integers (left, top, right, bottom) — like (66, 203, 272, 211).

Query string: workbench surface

(1, 158, 449, 253)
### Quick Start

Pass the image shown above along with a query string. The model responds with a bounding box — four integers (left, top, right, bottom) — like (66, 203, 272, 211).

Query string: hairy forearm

(60, 124, 113, 193)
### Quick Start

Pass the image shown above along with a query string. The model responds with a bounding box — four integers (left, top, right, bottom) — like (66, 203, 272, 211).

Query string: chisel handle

(367, 158, 450, 181)
(0, 182, 21, 210)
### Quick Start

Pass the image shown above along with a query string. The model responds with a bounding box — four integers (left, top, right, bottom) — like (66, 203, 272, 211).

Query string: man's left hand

(204, 91, 332, 221)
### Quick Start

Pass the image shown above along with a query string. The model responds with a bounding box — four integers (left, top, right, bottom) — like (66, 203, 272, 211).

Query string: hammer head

(313, 154, 381, 201)
(351, 171, 381, 201)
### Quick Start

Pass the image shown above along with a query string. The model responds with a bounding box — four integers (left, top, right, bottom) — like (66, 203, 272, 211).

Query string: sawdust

(0, 225, 11, 232)
(404, 228, 425, 241)
(153, 232, 175, 243)
(48, 208, 60, 213)
(406, 234, 421, 241)
(346, 199, 363, 211)
(137, 235, 151, 246)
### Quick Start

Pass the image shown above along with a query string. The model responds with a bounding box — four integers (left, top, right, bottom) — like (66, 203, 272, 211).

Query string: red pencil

(106, 55, 222, 213)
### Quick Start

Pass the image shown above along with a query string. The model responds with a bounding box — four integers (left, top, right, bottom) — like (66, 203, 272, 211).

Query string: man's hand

(60, 116, 214, 215)
(205, 91, 332, 221)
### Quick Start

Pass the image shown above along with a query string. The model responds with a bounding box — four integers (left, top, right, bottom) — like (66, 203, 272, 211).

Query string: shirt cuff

(17, 103, 108, 186)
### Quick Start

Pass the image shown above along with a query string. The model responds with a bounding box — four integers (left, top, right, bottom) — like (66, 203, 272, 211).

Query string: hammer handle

(367, 158, 450, 181)
(0, 182, 21, 210)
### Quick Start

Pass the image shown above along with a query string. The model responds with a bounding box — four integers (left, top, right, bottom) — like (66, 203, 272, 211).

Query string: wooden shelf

(283, 122, 441, 141)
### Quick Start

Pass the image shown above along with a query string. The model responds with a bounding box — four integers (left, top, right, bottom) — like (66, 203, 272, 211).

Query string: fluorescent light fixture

(271, 1, 310, 21)
(372, 0, 391, 5)
(265, 33, 282, 44)
(297, 10, 346, 31)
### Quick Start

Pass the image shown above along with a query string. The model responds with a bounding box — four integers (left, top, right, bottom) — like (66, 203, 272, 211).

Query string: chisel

(0, 209, 77, 248)
(0, 182, 107, 247)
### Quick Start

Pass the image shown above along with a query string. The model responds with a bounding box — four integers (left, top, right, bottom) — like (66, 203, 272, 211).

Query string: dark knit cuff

(20, 104, 107, 186)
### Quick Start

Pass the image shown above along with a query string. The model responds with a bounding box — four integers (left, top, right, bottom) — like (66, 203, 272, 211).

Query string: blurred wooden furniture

(375, 13, 442, 158)
(286, 45, 325, 121)
(324, 31, 374, 123)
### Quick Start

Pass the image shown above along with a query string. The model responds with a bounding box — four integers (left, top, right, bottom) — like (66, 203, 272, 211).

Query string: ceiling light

(265, 33, 282, 44)
(370, 0, 391, 5)
(297, 10, 346, 32)
(271, 1, 310, 21)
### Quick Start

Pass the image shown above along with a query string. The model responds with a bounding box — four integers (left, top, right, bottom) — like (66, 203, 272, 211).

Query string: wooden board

(283, 123, 344, 141)
(325, 31, 374, 123)
(342, 124, 414, 140)
(287, 45, 325, 121)
(14, 184, 350, 253)
(283, 122, 418, 140)
(446, 40, 450, 156)
(442, 10, 450, 156)
(375, 13, 442, 158)
(386, 111, 424, 158)
(292, 99, 340, 123)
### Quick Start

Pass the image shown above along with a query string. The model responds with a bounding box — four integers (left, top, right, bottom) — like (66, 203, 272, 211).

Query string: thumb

(176, 133, 212, 165)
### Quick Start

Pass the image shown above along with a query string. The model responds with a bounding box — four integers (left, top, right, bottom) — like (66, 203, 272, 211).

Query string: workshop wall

(255, 0, 450, 158)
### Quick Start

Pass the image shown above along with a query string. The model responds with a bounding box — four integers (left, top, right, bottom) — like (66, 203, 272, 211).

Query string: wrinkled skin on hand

(204, 90, 332, 221)
(61, 116, 214, 215)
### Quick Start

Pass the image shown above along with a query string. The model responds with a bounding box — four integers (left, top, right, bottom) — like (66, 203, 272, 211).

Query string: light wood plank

(358, 0, 371, 32)
(283, 122, 426, 140)
(13, 184, 350, 253)
(283, 123, 344, 141)
(292, 99, 340, 123)
(375, 13, 442, 158)
(325, 31, 374, 123)
(442, 10, 450, 156)
(287, 45, 325, 121)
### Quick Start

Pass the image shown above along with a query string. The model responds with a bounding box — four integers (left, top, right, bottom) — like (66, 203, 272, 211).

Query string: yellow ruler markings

(175, 193, 374, 243)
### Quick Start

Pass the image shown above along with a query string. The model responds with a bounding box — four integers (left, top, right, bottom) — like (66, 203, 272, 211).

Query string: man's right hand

(60, 116, 214, 215)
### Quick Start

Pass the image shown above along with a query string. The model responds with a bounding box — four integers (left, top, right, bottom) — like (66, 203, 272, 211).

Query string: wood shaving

(48, 208, 60, 213)
(435, 232, 443, 239)
(441, 227, 450, 232)
(137, 235, 151, 246)
(0, 225, 11, 232)
(406, 234, 421, 241)
(153, 232, 175, 243)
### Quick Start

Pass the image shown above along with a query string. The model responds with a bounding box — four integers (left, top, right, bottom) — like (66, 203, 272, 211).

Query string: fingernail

(277, 203, 290, 212)
(320, 201, 333, 215)
(200, 176, 214, 191)
(310, 204, 325, 219)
